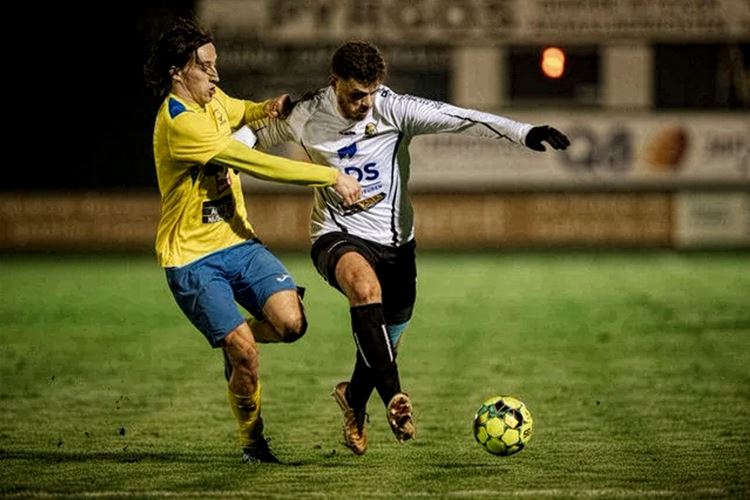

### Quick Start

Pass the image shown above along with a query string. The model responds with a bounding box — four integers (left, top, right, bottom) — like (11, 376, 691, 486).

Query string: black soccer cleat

(242, 435, 281, 464)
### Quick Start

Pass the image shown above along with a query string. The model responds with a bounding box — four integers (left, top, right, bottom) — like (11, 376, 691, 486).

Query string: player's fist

(265, 94, 293, 119)
(333, 171, 362, 207)
(525, 125, 570, 152)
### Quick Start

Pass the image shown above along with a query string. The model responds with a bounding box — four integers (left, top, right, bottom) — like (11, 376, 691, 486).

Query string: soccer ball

(473, 395, 533, 456)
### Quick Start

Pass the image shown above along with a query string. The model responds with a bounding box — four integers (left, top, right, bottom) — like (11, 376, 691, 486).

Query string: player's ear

(170, 66, 182, 82)
(329, 75, 338, 89)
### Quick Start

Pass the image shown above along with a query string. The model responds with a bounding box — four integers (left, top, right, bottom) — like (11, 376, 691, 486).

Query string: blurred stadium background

(1, 0, 747, 253)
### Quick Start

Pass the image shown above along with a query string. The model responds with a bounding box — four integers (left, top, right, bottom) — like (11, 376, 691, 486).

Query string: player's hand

(525, 125, 570, 152)
(333, 171, 362, 207)
(265, 94, 293, 119)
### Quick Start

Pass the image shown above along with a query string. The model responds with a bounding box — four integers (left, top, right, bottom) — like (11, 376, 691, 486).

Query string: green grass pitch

(1, 251, 749, 498)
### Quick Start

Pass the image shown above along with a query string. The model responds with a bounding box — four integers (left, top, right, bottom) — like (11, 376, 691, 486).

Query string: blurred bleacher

(2, 0, 747, 251)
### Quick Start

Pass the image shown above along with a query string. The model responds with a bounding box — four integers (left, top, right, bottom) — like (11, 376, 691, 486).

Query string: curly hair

(144, 18, 213, 99)
(330, 41, 387, 84)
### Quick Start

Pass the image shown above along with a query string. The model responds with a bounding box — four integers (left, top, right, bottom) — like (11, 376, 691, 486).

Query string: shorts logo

(275, 274, 291, 282)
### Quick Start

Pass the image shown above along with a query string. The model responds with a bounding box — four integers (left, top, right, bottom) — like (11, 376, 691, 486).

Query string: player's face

(172, 43, 219, 108)
(332, 77, 382, 121)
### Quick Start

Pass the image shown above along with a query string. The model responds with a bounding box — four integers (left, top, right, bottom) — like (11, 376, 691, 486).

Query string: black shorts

(310, 232, 417, 325)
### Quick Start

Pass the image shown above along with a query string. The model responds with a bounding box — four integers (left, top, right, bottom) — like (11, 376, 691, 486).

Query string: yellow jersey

(152, 88, 338, 267)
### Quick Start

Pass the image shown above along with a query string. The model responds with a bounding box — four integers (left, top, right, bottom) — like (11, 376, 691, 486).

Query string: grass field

(1, 251, 749, 498)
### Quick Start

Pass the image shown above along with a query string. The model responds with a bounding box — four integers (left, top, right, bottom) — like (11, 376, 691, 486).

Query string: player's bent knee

(279, 313, 308, 343)
(347, 279, 380, 304)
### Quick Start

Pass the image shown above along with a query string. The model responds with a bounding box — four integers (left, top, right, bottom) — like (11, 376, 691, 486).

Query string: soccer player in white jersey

(144, 19, 361, 464)
(251, 41, 570, 455)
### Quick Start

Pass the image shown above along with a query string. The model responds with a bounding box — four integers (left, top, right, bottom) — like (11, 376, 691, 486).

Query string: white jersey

(253, 85, 533, 247)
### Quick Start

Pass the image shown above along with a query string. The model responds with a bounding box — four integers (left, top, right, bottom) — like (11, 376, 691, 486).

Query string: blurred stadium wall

(1, 0, 748, 251)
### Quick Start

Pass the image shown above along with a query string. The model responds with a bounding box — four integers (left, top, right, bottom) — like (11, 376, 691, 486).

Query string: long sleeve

(210, 138, 337, 187)
(214, 87, 269, 128)
(243, 100, 270, 124)
(383, 92, 534, 145)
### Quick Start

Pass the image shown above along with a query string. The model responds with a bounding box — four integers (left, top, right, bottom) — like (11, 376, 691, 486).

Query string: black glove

(525, 125, 570, 152)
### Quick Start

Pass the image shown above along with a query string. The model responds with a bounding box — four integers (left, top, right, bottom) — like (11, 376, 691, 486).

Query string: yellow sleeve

(211, 139, 338, 187)
(215, 87, 268, 128)
(168, 112, 231, 166)
(244, 100, 270, 123)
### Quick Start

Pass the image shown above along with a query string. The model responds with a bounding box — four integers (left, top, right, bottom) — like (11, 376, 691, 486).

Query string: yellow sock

(228, 382, 262, 448)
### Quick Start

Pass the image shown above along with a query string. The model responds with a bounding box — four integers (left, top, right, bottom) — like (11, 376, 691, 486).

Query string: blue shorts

(165, 240, 298, 348)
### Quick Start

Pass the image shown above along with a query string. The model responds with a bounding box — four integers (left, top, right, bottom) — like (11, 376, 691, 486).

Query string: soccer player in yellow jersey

(144, 18, 361, 463)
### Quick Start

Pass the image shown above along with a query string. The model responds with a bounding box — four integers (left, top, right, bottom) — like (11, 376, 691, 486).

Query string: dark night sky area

(8, 5, 745, 192)
(8, 2, 194, 191)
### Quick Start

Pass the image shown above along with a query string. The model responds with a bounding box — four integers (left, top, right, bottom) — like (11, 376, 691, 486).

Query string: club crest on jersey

(337, 142, 357, 159)
(365, 123, 378, 137)
(212, 108, 226, 125)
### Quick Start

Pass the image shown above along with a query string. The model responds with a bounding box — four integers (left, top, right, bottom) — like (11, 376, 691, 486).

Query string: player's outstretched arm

(212, 140, 340, 187)
(525, 125, 571, 152)
(333, 171, 362, 206)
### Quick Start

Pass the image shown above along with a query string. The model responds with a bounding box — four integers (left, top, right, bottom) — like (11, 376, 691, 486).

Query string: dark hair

(144, 18, 213, 99)
(330, 41, 386, 84)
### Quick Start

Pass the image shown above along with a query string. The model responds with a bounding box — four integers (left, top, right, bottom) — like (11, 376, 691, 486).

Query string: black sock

(348, 353, 375, 411)
(348, 344, 402, 411)
(349, 303, 401, 406)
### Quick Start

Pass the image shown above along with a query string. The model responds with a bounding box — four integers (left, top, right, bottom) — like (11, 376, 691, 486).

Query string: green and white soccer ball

(473, 395, 533, 456)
